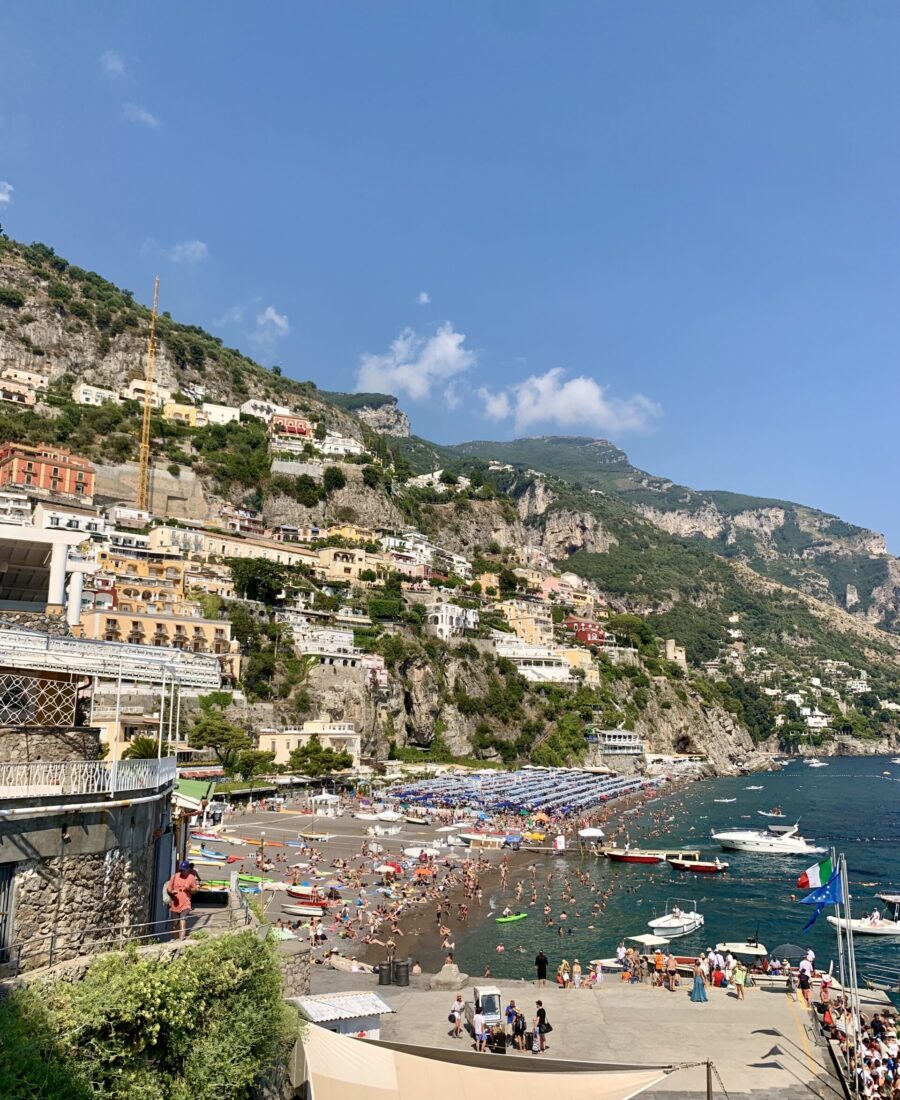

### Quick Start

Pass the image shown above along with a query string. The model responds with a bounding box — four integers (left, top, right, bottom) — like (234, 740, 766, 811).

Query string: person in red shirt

(167, 860, 197, 940)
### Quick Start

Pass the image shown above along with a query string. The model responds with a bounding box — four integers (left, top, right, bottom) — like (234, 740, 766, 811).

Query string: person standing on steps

(535, 949, 548, 987)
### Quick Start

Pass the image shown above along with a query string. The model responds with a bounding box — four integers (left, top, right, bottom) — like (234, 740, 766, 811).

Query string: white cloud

(416, 291, 430, 305)
(122, 103, 160, 129)
(478, 368, 661, 434)
(101, 50, 125, 77)
(356, 322, 475, 401)
(443, 383, 461, 410)
(248, 304, 291, 358)
(168, 239, 208, 264)
(256, 305, 290, 335)
(215, 304, 244, 327)
(477, 386, 511, 420)
(0, 181, 12, 205)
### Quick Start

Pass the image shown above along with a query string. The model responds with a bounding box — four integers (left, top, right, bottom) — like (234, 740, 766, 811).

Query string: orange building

(270, 414, 313, 437)
(0, 443, 95, 502)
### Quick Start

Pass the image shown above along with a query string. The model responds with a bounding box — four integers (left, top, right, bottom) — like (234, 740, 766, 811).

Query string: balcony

(0, 756, 177, 799)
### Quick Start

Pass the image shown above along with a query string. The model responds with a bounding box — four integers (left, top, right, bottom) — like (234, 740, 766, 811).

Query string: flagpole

(841, 854, 862, 1084)
(831, 846, 851, 1084)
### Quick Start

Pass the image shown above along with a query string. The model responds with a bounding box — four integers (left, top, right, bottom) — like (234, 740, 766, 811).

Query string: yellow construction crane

(136, 275, 159, 513)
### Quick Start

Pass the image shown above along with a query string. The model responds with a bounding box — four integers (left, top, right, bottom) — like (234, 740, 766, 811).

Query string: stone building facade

(0, 721, 176, 973)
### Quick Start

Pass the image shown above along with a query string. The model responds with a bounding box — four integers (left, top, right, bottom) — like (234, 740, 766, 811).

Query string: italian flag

(797, 857, 833, 890)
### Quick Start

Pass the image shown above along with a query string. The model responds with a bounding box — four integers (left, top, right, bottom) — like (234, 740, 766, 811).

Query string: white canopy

(579, 827, 605, 838)
(299, 1024, 667, 1100)
(628, 933, 671, 946)
(377, 810, 404, 821)
(403, 847, 439, 858)
(311, 793, 341, 803)
(715, 942, 768, 957)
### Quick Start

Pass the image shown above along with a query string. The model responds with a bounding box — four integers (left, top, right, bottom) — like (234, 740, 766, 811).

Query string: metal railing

(0, 756, 177, 798)
(2, 903, 253, 977)
(0, 672, 77, 727)
(0, 622, 222, 689)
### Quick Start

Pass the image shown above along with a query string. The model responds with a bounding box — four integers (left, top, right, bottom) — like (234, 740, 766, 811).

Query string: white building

(318, 433, 365, 458)
(591, 729, 646, 755)
(425, 599, 479, 641)
(407, 470, 472, 493)
(73, 382, 121, 407)
(201, 402, 240, 426)
(240, 398, 290, 423)
(121, 379, 173, 408)
(261, 720, 361, 767)
(0, 490, 32, 525)
(492, 632, 573, 683)
(287, 620, 361, 666)
(2, 366, 49, 390)
(846, 673, 869, 694)
(32, 502, 109, 538)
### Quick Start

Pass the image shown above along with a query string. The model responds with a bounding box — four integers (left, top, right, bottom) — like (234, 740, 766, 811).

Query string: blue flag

(799, 869, 843, 931)
(799, 870, 843, 907)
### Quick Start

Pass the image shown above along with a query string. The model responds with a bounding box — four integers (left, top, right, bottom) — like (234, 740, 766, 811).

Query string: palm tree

(121, 735, 170, 759)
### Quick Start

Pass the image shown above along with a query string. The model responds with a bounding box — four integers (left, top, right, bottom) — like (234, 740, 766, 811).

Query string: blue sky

(3, 3, 900, 546)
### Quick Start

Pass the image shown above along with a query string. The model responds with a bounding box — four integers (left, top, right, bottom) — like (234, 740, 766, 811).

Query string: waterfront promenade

(310, 966, 845, 1099)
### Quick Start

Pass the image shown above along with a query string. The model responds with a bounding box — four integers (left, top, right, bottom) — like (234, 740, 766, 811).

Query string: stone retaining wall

(0, 724, 102, 763)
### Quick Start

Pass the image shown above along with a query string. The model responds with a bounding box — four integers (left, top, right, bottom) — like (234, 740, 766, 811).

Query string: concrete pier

(310, 967, 846, 1099)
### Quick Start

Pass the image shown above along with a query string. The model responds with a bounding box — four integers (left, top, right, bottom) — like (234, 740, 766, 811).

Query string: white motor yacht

(712, 823, 825, 855)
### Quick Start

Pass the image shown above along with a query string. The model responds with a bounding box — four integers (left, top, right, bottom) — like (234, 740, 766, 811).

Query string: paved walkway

(310, 968, 845, 1099)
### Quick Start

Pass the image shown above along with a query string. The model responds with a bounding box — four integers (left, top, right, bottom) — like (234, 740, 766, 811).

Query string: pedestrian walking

(690, 959, 708, 1003)
(450, 993, 464, 1038)
(165, 860, 197, 941)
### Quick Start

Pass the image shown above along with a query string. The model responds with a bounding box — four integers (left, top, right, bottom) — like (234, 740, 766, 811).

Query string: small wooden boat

(606, 848, 662, 864)
(282, 903, 329, 918)
(405, 815, 431, 825)
(668, 856, 728, 874)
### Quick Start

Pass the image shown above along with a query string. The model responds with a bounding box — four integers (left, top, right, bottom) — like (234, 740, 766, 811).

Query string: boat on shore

(667, 856, 728, 874)
(712, 823, 825, 855)
(606, 848, 662, 864)
(648, 898, 704, 938)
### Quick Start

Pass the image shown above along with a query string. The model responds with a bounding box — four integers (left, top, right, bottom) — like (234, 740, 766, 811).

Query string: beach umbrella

(628, 933, 672, 946)
(534, 812, 550, 823)
(375, 864, 397, 874)
(578, 827, 605, 838)
(770, 943, 806, 959)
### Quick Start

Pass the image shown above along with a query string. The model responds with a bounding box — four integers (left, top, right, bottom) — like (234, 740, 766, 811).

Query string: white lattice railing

(0, 673, 77, 727)
(0, 757, 177, 798)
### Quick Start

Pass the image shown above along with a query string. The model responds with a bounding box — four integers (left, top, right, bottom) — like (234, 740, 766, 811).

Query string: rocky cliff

(353, 399, 411, 437)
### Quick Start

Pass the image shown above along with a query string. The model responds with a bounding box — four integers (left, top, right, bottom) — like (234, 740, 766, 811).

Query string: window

(52, 467, 60, 477)
(270, 740, 276, 752)
(49, 516, 59, 527)
(74, 484, 84, 494)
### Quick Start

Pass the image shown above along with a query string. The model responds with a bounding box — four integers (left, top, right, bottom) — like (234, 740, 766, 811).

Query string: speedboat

(827, 894, 900, 937)
(648, 898, 704, 938)
(744, 785, 763, 791)
(668, 856, 728, 874)
(714, 798, 737, 803)
(807, 760, 829, 768)
(891, 758, 900, 765)
(712, 823, 825, 855)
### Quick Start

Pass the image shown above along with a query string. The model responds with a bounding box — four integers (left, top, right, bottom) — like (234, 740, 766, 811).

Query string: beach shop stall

(291, 992, 395, 1041)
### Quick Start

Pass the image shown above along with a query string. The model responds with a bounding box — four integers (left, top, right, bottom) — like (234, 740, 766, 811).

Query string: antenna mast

(136, 275, 159, 512)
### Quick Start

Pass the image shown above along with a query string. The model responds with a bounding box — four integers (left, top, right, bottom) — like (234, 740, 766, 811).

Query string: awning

(298, 1025, 667, 1100)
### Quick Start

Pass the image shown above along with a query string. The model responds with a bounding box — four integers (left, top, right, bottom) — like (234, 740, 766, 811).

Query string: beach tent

(295, 1024, 668, 1100)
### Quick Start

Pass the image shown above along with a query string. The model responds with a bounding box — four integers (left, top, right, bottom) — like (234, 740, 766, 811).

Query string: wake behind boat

(712, 823, 826, 855)
(714, 798, 736, 803)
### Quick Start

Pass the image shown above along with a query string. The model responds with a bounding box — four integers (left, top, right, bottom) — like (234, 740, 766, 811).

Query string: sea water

(451, 755, 900, 981)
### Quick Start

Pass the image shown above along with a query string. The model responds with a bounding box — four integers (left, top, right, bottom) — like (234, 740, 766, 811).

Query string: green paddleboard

(495, 913, 529, 923)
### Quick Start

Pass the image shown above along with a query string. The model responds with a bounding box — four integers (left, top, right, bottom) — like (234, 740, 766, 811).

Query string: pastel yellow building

(261, 721, 361, 767)
(316, 546, 390, 583)
(560, 646, 600, 685)
(497, 598, 554, 645)
(161, 401, 208, 428)
(148, 525, 319, 569)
